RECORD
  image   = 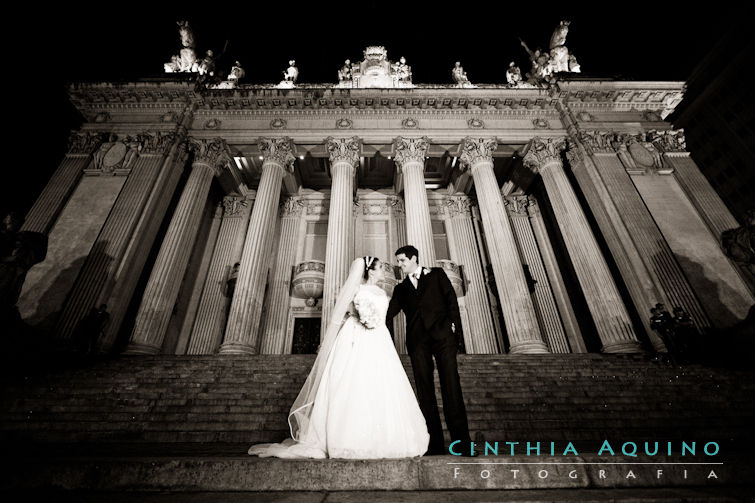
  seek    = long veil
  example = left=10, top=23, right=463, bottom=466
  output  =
left=248, top=257, right=366, bottom=458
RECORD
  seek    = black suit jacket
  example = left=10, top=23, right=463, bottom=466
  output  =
left=386, top=267, right=463, bottom=350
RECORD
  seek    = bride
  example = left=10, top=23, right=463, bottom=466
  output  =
left=248, top=256, right=430, bottom=459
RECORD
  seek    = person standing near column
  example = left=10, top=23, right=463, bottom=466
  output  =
left=386, top=244, right=477, bottom=457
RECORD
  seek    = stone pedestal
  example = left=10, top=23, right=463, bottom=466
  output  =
left=444, top=195, right=497, bottom=354
left=187, top=194, right=254, bottom=354
left=393, top=137, right=436, bottom=265
left=524, top=137, right=641, bottom=353
left=459, top=137, right=547, bottom=354
left=320, top=137, right=360, bottom=334
left=220, top=138, right=296, bottom=354
left=125, top=138, right=230, bottom=354
left=259, top=196, right=303, bottom=354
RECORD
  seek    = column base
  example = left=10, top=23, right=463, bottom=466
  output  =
left=123, top=342, right=160, bottom=355
left=509, top=340, right=550, bottom=354
left=601, top=339, right=644, bottom=353
left=217, top=341, right=257, bottom=355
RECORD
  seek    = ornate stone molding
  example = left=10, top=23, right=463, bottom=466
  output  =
left=522, top=137, right=566, bottom=173
left=336, top=118, right=353, bottom=129
left=392, top=136, right=429, bottom=170
left=390, top=196, right=405, bottom=215
left=136, top=131, right=178, bottom=155
left=402, top=118, right=419, bottom=129
left=222, top=196, right=251, bottom=218
left=204, top=118, right=221, bottom=129
left=188, top=137, right=232, bottom=173
left=565, top=140, right=583, bottom=167
left=85, top=134, right=139, bottom=176
left=280, top=196, right=304, bottom=218
left=458, top=137, right=497, bottom=169
left=325, top=136, right=361, bottom=167
left=258, top=137, right=297, bottom=172
left=445, top=195, right=472, bottom=218
left=648, top=129, right=686, bottom=153
left=361, top=201, right=390, bottom=215
left=67, top=131, right=106, bottom=155
left=503, top=195, right=533, bottom=217
left=467, top=118, right=485, bottom=129
left=270, top=118, right=287, bottom=129
left=579, top=130, right=617, bottom=155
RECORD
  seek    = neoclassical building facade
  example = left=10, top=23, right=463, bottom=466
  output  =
left=16, top=76, right=754, bottom=357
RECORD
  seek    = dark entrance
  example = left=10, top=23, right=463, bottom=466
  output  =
left=291, top=317, right=321, bottom=354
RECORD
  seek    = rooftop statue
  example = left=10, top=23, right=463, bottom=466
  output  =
left=338, top=59, right=352, bottom=83
left=164, top=20, right=198, bottom=73
left=519, top=20, right=580, bottom=88
left=229, top=61, right=245, bottom=81
left=452, top=61, right=476, bottom=88
left=506, top=61, right=522, bottom=86
left=336, top=47, right=414, bottom=88
left=278, top=60, right=299, bottom=88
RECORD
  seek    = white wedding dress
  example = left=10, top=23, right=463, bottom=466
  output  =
left=248, top=283, right=430, bottom=459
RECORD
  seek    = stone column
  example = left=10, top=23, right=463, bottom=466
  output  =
left=54, top=132, right=176, bottom=343
left=187, top=193, right=255, bottom=354
left=586, top=130, right=710, bottom=334
left=504, top=195, right=571, bottom=353
left=393, top=137, right=436, bottom=265
left=259, top=196, right=304, bottom=354
left=527, top=197, right=587, bottom=353
left=458, top=137, right=547, bottom=354
left=220, top=138, right=296, bottom=354
left=125, top=137, right=230, bottom=354
left=21, top=131, right=105, bottom=234
left=98, top=123, right=191, bottom=352
left=320, top=137, right=360, bottom=333
left=390, top=196, right=408, bottom=354
left=444, top=195, right=497, bottom=354
left=523, top=137, right=641, bottom=353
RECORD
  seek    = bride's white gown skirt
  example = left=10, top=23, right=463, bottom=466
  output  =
left=248, top=316, right=430, bottom=459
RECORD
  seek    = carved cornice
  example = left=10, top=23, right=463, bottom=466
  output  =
left=522, top=137, right=566, bottom=173
left=67, top=131, right=106, bottom=155
left=503, top=195, right=533, bottom=217
left=392, top=136, right=429, bottom=170
left=445, top=195, right=472, bottom=218
left=648, top=129, right=687, bottom=153
left=258, top=137, right=297, bottom=172
left=458, top=137, right=497, bottom=169
left=188, top=137, right=232, bottom=173
left=280, top=196, right=304, bottom=218
left=325, top=136, right=361, bottom=167
left=222, top=196, right=251, bottom=218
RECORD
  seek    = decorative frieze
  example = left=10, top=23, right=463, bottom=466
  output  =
left=280, top=196, right=304, bottom=218
left=222, top=196, right=251, bottom=218
left=503, top=195, right=533, bottom=217
left=648, top=128, right=686, bottom=153
left=67, top=131, right=106, bottom=155
left=444, top=195, right=473, bottom=218
left=85, top=134, right=140, bottom=176
left=137, top=131, right=179, bottom=155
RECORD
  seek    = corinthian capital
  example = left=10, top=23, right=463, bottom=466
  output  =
left=458, top=137, right=497, bottom=170
left=258, top=137, right=297, bottom=172
left=325, top=136, right=362, bottom=167
left=188, top=137, right=232, bottom=174
left=522, top=137, right=566, bottom=173
left=392, top=136, right=429, bottom=171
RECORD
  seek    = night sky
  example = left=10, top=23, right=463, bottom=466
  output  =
left=5, top=2, right=743, bottom=220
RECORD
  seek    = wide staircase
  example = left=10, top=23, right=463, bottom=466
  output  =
left=1, top=352, right=754, bottom=501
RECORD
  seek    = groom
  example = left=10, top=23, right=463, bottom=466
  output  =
left=386, top=245, right=476, bottom=457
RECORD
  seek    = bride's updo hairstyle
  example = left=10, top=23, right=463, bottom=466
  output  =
left=363, top=255, right=380, bottom=280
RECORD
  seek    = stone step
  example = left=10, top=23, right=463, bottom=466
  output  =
left=2, top=451, right=746, bottom=492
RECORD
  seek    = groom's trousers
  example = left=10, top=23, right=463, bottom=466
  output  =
left=408, top=330, right=472, bottom=452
